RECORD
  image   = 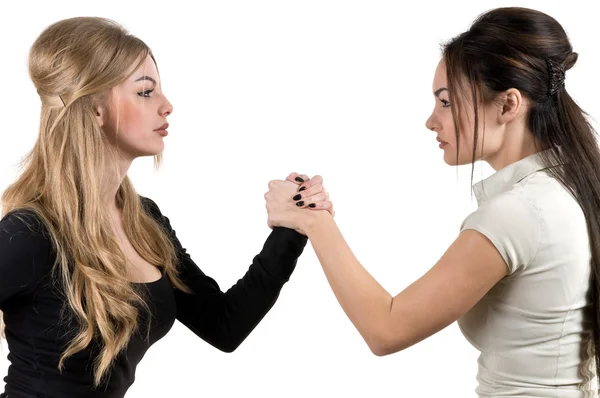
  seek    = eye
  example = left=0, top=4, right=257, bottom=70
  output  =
left=439, top=99, right=451, bottom=108
left=137, top=89, right=154, bottom=98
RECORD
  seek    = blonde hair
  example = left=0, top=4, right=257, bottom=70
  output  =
left=1, top=17, right=188, bottom=386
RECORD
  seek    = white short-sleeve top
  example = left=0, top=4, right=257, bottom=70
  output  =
left=458, top=151, right=596, bottom=397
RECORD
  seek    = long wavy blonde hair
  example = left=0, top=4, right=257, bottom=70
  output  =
left=0, top=17, right=188, bottom=386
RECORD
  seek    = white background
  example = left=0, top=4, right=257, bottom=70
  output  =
left=0, top=1, right=597, bottom=397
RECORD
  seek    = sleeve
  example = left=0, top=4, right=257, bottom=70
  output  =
left=0, top=211, right=52, bottom=310
left=460, top=191, right=540, bottom=275
left=141, top=196, right=308, bottom=352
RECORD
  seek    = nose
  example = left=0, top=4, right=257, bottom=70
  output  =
left=425, top=112, right=438, bottom=132
left=160, top=94, right=173, bottom=117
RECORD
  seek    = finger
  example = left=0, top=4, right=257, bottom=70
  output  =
left=286, top=172, right=300, bottom=183
left=268, top=180, right=281, bottom=190
left=293, top=197, right=310, bottom=209
left=294, top=174, right=310, bottom=185
left=304, top=192, right=327, bottom=204
left=307, top=200, right=334, bottom=214
left=297, top=174, right=323, bottom=191
left=291, top=184, right=323, bottom=201
left=297, top=191, right=326, bottom=206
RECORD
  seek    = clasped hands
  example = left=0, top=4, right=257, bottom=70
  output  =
left=264, top=172, right=334, bottom=236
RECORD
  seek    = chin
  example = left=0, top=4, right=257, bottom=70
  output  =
left=130, top=147, right=164, bottom=159
left=442, top=149, right=474, bottom=166
left=146, top=149, right=164, bottom=157
left=142, top=143, right=165, bottom=157
left=442, top=149, right=458, bottom=166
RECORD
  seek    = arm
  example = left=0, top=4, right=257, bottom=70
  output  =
left=142, top=197, right=308, bottom=353
left=300, top=210, right=510, bottom=356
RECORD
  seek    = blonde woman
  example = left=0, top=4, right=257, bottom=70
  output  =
left=0, top=17, right=332, bottom=398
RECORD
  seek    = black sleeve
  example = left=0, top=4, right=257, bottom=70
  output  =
left=141, top=196, right=308, bottom=352
left=0, top=211, right=52, bottom=310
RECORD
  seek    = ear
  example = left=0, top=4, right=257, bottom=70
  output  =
left=95, top=103, right=106, bottom=128
left=94, top=91, right=112, bottom=128
left=497, top=88, right=522, bottom=125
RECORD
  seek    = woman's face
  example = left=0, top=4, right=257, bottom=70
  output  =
left=425, top=59, right=502, bottom=166
left=99, top=55, right=173, bottom=162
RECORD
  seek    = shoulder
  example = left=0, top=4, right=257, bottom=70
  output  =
left=461, top=190, right=539, bottom=274
left=0, top=209, right=52, bottom=250
left=0, top=210, right=54, bottom=286
left=464, top=189, right=539, bottom=227
left=139, top=195, right=160, bottom=214
left=139, top=195, right=170, bottom=227
left=139, top=195, right=166, bottom=219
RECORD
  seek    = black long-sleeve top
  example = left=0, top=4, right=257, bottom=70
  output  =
left=0, top=196, right=307, bottom=397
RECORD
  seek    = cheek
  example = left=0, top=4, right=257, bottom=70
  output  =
left=439, top=111, right=458, bottom=145
left=115, top=99, right=138, bottom=134
left=456, top=110, right=478, bottom=147
left=113, top=99, right=154, bottom=144
left=110, top=100, right=149, bottom=149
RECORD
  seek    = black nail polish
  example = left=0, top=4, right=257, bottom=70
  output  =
left=296, top=201, right=305, bottom=207
left=293, top=194, right=302, bottom=201
left=309, top=203, right=316, bottom=208
left=295, top=177, right=305, bottom=183
left=298, top=186, right=307, bottom=192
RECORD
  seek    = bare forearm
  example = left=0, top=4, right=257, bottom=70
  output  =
left=302, top=211, right=393, bottom=353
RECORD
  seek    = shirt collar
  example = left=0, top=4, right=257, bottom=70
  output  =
left=473, top=150, right=561, bottom=205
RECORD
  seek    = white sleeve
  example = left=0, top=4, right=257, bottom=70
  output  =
left=460, top=191, right=540, bottom=275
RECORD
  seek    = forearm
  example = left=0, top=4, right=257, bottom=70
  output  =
left=302, top=211, right=393, bottom=354
left=178, top=263, right=286, bottom=353
left=216, top=227, right=307, bottom=348
left=175, top=227, right=308, bottom=352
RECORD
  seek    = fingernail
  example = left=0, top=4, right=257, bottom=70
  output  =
left=308, top=203, right=316, bottom=208
left=296, top=201, right=305, bottom=207
left=295, top=177, right=305, bottom=183
left=293, top=194, right=302, bottom=201
left=298, top=186, right=307, bottom=192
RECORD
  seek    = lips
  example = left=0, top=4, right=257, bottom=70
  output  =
left=154, top=123, right=169, bottom=131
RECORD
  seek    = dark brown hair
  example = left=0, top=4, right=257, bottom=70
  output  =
left=444, top=6, right=600, bottom=383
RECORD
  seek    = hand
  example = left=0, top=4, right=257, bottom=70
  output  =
left=284, top=173, right=334, bottom=217
left=264, top=173, right=334, bottom=235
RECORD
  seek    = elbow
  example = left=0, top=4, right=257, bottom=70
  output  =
left=370, top=346, right=390, bottom=357
left=368, top=341, right=393, bottom=357
left=214, top=334, right=247, bottom=353
left=219, top=345, right=237, bottom=354
left=366, top=331, right=404, bottom=357
left=217, top=341, right=241, bottom=353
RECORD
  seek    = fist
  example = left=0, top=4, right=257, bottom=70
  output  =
left=264, top=173, right=334, bottom=235
left=264, top=179, right=305, bottom=234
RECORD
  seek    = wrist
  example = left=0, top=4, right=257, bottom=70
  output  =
left=298, top=209, right=330, bottom=236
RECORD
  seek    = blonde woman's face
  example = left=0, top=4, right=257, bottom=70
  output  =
left=100, top=55, right=173, bottom=161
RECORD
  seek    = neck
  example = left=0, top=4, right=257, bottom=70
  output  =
left=484, top=124, right=540, bottom=171
left=103, top=154, right=133, bottom=213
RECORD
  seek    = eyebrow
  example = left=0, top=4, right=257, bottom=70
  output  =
left=134, top=76, right=157, bottom=85
left=434, top=87, right=448, bottom=97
